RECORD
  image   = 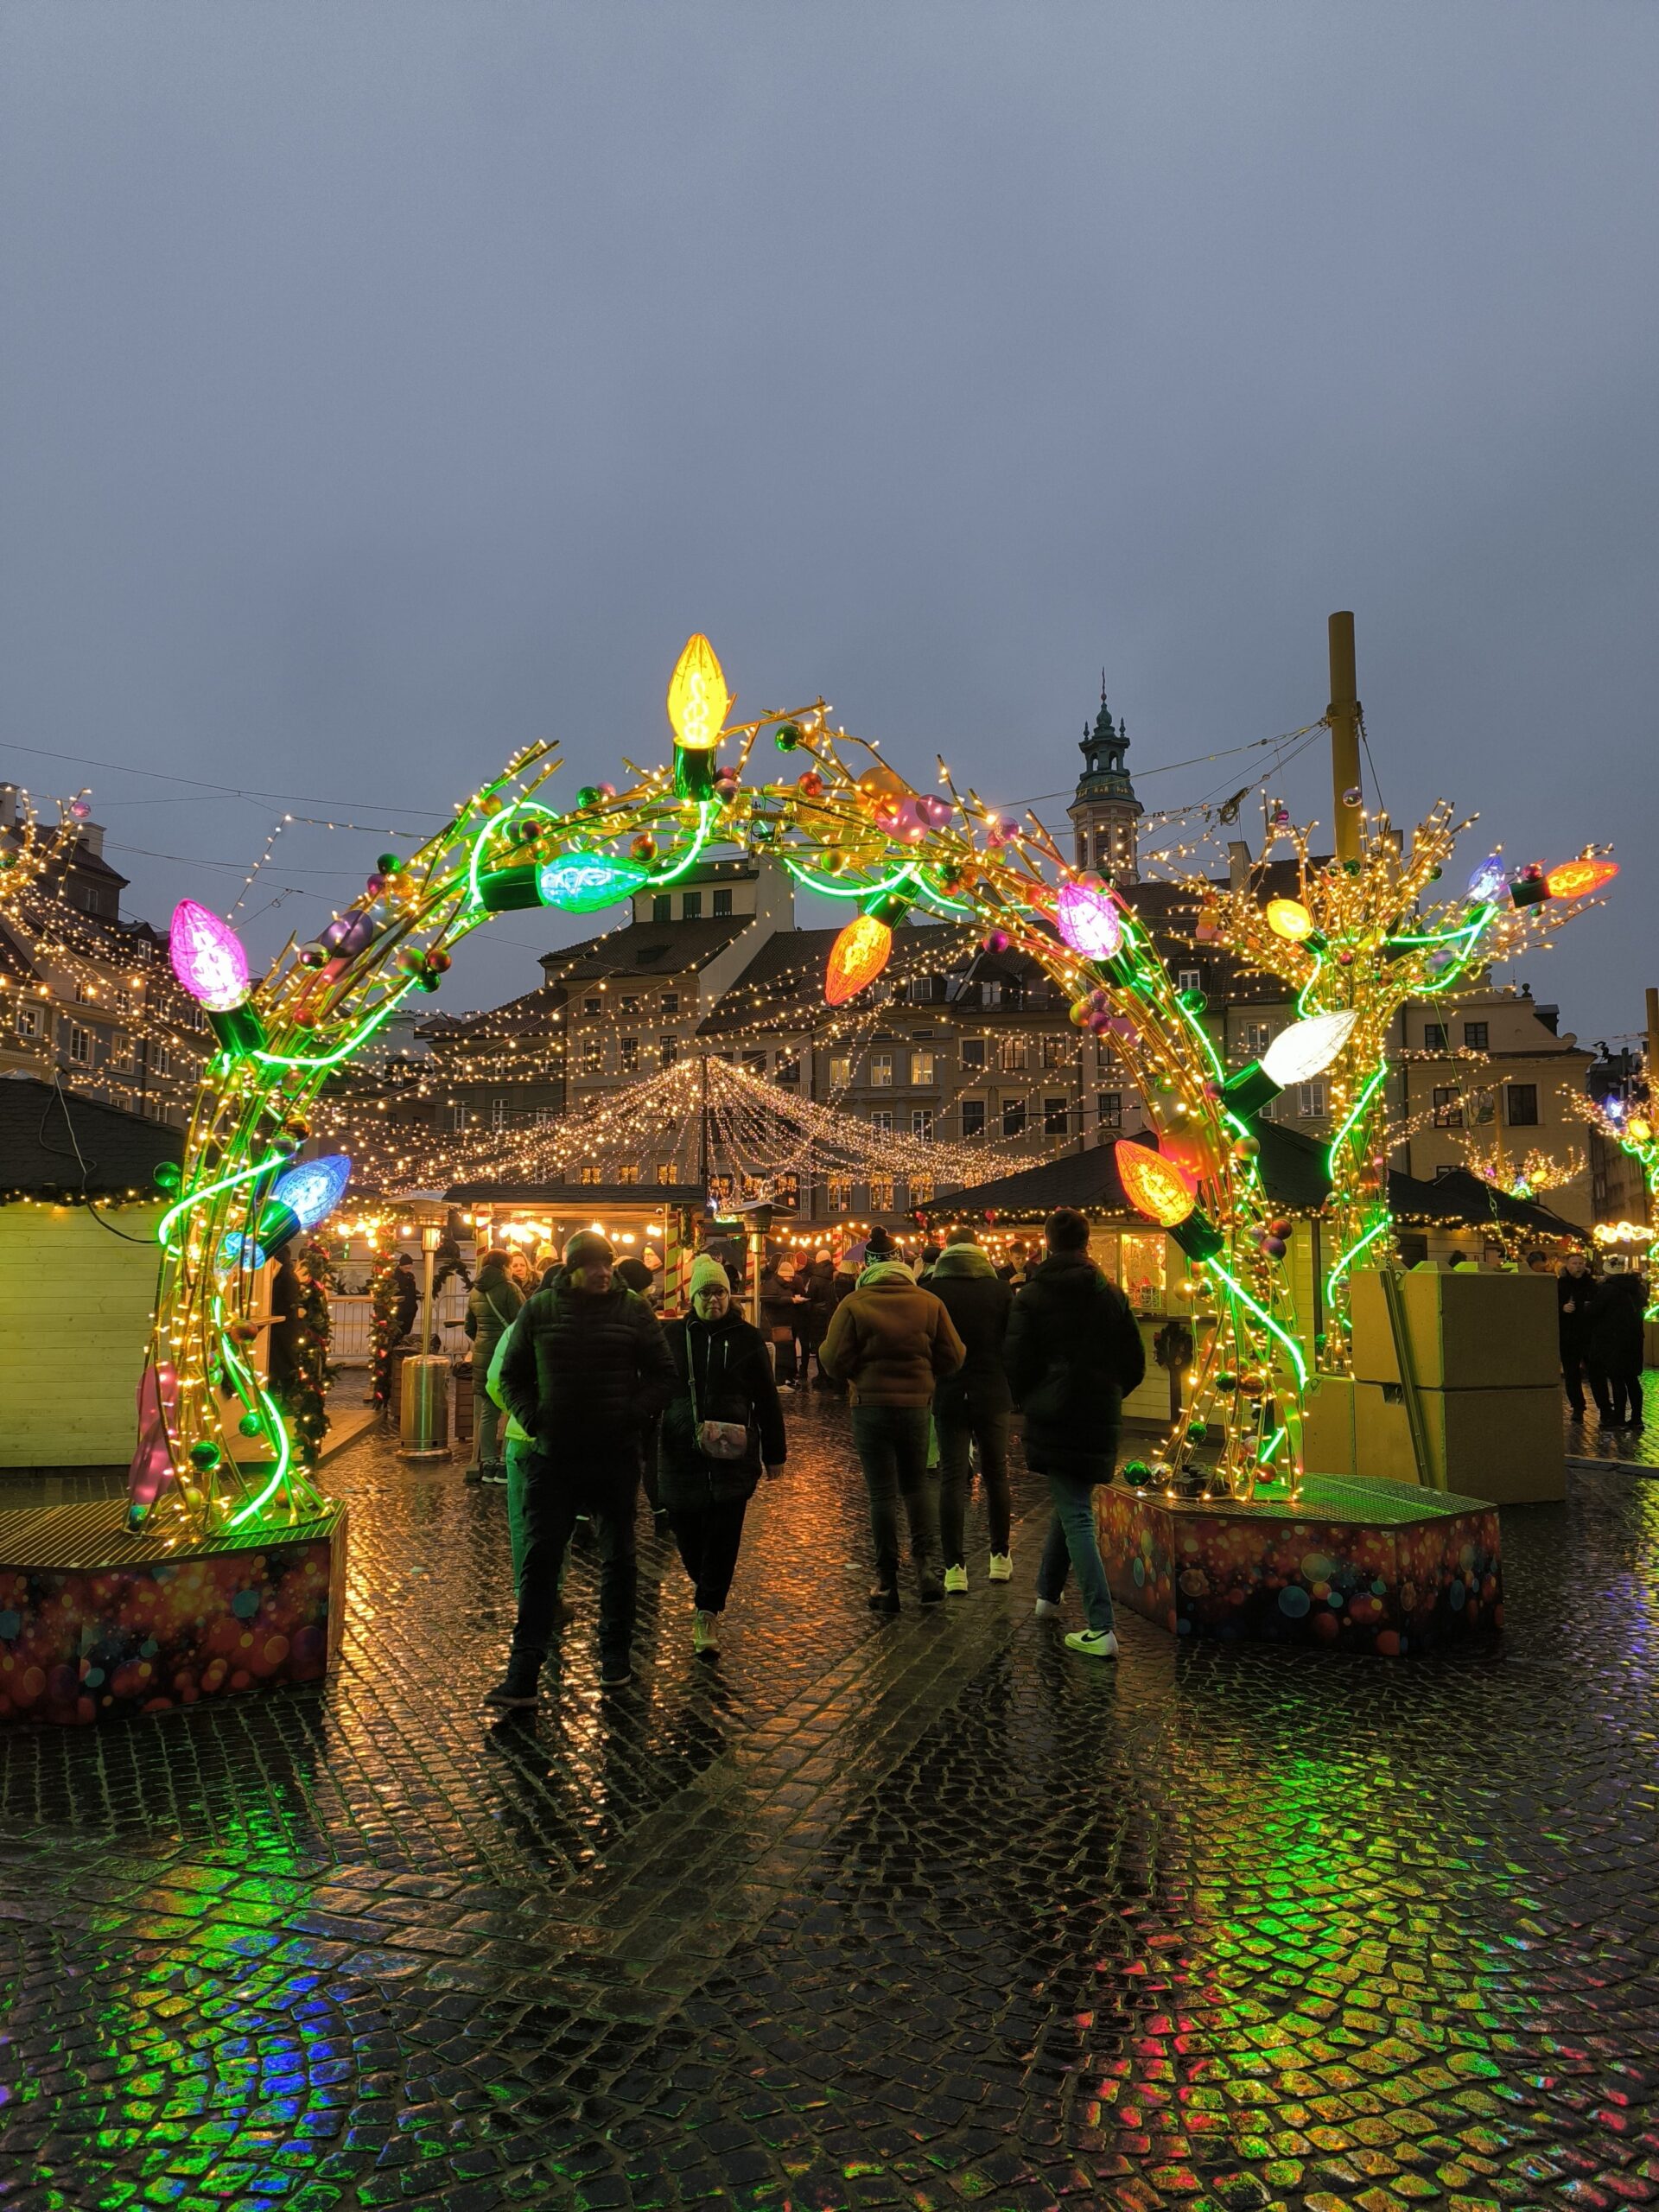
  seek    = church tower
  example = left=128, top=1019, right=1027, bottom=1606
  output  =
left=1068, top=676, right=1143, bottom=882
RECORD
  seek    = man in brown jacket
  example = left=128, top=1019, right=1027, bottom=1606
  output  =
left=821, top=1256, right=965, bottom=1611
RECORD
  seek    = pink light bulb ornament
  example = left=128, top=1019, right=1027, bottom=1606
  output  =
left=1056, top=880, right=1125, bottom=963
left=168, top=900, right=266, bottom=1055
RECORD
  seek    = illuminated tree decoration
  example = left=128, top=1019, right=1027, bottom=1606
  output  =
left=169, top=899, right=267, bottom=1054
left=1544, top=857, right=1618, bottom=900
left=667, top=632, right=731, bottom=796
left=537, top=854, right=652, bottom=912
left=1055, top=880, right=1124, bottom=961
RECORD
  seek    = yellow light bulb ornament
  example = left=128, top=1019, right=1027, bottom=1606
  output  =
left=667, top=633, right=730, bottom=796
left=1265, top=897, right=1320, bottom=946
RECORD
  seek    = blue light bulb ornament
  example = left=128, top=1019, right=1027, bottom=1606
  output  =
left=257, top=1153, right=351, bottom=1251
left=214, top=1230, right=269, bottom=1276
left=1466, top=854, right=1506, bottom=904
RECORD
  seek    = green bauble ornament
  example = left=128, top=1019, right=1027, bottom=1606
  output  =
left=1122, top=1460, right=1152, bottom=1485
left=238, top=1412, right=263, bottom=1437
left=189, top=1439, right=222, bottom=1470
left=773, top=721, right=804, bottom=751
left=154, top=1160, right=182, bottom=1193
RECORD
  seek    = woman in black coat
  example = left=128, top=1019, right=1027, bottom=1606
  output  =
left=1587, top=1264, right=1648, bottom=1430
left=658, top=1257, right=787, bottom=1654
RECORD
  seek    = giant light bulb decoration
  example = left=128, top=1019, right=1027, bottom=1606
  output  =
left=258, top=1154, right=353, bottom=1251
left=169, top=900, right=266, bottom=1055
left=1115, top=1141, right=1224, bottom=1261
left=1220, top=1009, right=1360, bottom=1117
left=667, top=632, right=732, bottom=797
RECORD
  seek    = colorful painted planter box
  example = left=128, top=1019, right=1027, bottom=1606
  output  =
left=0, top=1497, right=346, bottom=1725
left=1097, top=1473, right=1501, bottom=1655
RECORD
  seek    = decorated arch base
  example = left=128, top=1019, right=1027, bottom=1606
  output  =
left=0, top=632, right=1611, bottom=1714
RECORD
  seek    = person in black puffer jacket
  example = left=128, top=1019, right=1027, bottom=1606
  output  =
left=1586, top=1261, right=1647, bottom=1430
left=927, top=1230, right=1014, bottom=1590
left=658, top=1256, right=787, bottom=1655
left=1005, top=1208, right=1147, bottom=1662
left=486, top=1230, right=676, bottom=1704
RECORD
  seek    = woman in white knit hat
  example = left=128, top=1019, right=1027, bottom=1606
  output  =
left=657, top=1254, right=787, bottom=1654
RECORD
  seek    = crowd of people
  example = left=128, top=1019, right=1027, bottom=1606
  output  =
left=468, top=1207, right=1146, bottom=1704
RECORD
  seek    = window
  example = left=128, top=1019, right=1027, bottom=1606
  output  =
left=961, top=1099, right=987, bottom=1138
left=682, top=892, right=702, bottom=920
left=1433, top=1085, right=1463, bottom=1128
left=1506, top=1083, right=1540, bottom=1128
left=1097, top=1090, right=1122, bottom=1129
left=829, top=1176, right=852, bottom=1214
left=870, top=1109, right=893, bottom=1137
left=982, top=982, right=1002, bottom=1008
left=1044, top=1097, right=1070, bottom=1136
left=1472, top=1090, right=1494, bottom=1125
left=151, top=1044, right=170, bottom=1077
left=1176, top=969, right=1202, bottom=995
left=111, top=1033, right=135, bottom=1071
left=911, top=1109, right=934, bottom=1141
left=652, top=894, right=671, bottom=924
left=870, top=1053, right=893, bottom=1088
left=910, top=1050, right=936, bottom=1086
left=960, top=1039, right=986, bottom=1071
left=16, top=1001, right=41, bottom=1039
left=658, top=1162, right=677, bottom=1184
left=660, top=1034, right=679, bottom=1067
left=584, top=995, right=601, bottom=1016
left=68, top=1024, right=91, bottom=1066
left=869, top=1179, right=894, bottom=1213
left=661, top=993, right=679, bottom=1015
left=1297, top=1081, right=1326, bottom=1119
left=712, top=887, right=733, bottom=917
left=617, top=1164, right=640, bottom=1185
left=776, top=1054, right=799, bottom=1084
left=1042, top=1034, right=1069, bottom=1070
left=580, top=1034, right=602, bottom=1074
left=1002, top=1100, right=1027, bottom=1137
left=742, top=1050, right=767, bottom=1077
left=1423, top=1021, right=1447, bottom=1051
left=1001, top=1039, right=1028, bottom=1073
left=1241, top=1023, right=1274, bottom=1058
left=619, top=1037, right=639, bottom=1073
left=617, top=995, right=639, bottom=1016
left=451, top=1104, right=471, bottom=1132
left=909, top=1177, right=934, bottom=1208
left=1464, top=1022, right=1489, bottom=1051
left=490, top=1097, right=509, bottom=1129
left=829, top=1053, right=852, bottom=1090
left=579, top=1164, right=601, bottom=1185
left=535, top=1106, right=555, bottom=1126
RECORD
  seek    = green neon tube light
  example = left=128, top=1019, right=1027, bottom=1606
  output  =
left=645, top=801, right=713, bottom=887
left=1325, top=1216, right=1389, bottom=1306
left=253, top=990, right=410, bottom=1071
left=780, top=856, right=917, bottom=901
left=1326, top=1060, right=1388, bottom=1168
left=226, top=1386, right=294, bottom=1527
left=1205, top=1259, right=1308, bottom=1389
left=158, top=1149, right=289, bottom=1254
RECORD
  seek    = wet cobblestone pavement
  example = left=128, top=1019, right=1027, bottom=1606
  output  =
left=4, top=1390, right=1659, bottom=2212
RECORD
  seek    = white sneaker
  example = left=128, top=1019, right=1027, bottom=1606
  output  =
left=1065, top=1628, right=1119, bottom=1659
left=692, top=1609, right=721, bottom=1655
left=1033, top=1597, right=1062, bottom=1619
left=943, top=1563, right=969, bottom=1595
left=988, top=1553, right=1013, bottom=1582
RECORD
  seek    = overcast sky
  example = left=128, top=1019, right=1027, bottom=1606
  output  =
left=3, top=3, right=1655, bottom=1043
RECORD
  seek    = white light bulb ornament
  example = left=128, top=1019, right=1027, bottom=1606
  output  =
left=1220, top=1009, right=1360, bottom=1117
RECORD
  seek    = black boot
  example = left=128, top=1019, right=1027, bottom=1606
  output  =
left=868, top=1584, right=900, bottom=1616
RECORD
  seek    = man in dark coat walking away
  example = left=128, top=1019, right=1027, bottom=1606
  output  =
left=1586, top=1258, right=1647, bottom=1431
left=927, top=1229, right=1014, bottom=1591
left=1005, top=1208, right=1146, bottom=1659
left=658, top=1255, right=787, bottom=1655
left=486, top=1230, right=676, bottom=1701
left=1557, top=1250, right=1594, bottom=1422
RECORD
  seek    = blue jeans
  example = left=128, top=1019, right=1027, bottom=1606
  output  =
left=1033, top=1470, right=1116, bottom=1633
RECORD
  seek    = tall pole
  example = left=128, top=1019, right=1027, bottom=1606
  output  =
left=1646, top=987, right=1659, bottom=1101
left=698, top=1054, right=710, bottom=1196
left=1328, top=611, right=1362, bottom=864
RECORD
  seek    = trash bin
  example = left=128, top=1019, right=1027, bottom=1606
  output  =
left=399, top=1353, right=450, bottom=1458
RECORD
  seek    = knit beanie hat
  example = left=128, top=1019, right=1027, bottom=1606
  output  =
left=690, top=1254, right=730, bottom=1298
left=865, top=1225, right=895, bottom=1258
left=563, top=1230, right=614, bottom=1269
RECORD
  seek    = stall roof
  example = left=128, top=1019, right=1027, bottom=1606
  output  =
left=1387, top=1166, right=1583, bottom=1239
left=922, top=1122, right=1332, bottom=1223
left=0, top=1077, right=181, bottom=1203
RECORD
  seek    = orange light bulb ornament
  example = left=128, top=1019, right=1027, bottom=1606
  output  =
left=1543, top=858, right=1618, bottom=900
left=1115, top=1140, right=1224, bottom=1260
left=825, top=890, right=910, bottom=1006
